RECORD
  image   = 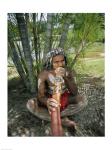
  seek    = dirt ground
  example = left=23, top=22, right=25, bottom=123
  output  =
left=8, top=76, right=105, bottom=137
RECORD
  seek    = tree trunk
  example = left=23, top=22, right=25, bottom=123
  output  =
left=16, top=42, right=28, bottom=74
left=32, top=13, right=38, bottom=72
left=45, top=13, right=53, bottom=54
left=32, top=13, right=43, bottom=76
left=16, top=13, right=36, bottom=93
left=8, top=29, right=28, bottom=88
left=59, top=16, right=71, bottom=48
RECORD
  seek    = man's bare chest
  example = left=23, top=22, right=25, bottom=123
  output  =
left=46, top=73, right=67, bottom=94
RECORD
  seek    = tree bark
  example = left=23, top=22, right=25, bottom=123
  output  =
left=16, top=42, right=28, bottom=74
left=59, top=15, right=71, bottom=48
left=8, top=29, right=28, bottom=88
left=45, top=13, right=53, bottom=54
left=16, top=13, right=36, bottom=93
left=33, top=13, right=38, bottom=63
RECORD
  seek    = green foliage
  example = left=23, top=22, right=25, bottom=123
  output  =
left=74, top=58, right=104, bottom=77
left=84, top=42, right=104, bottom=58
left=8, top=13, right=104, bottom=90
left=66, top=13, right=104, bottom=49
left=71, top=42, right=104, bottom=78
left=33, top=60, right=43, bottom=75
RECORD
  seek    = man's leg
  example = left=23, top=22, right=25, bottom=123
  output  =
left=60, top=94, right=88, bottom=128
left=26, top=98, right=51, bottom=121
left=61, top=94, right=87, bottom=117
left=26, top=94, right=87, bottom=129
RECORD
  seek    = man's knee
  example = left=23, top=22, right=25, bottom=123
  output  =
left=26, top=98, right=38, bottom=110
left=74, top=94, right=88, bottom=107
left=77, top=94, right=88, bottom=107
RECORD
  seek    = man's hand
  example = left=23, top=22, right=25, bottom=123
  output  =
left=55, top=67, right=66, bottom=77
left=47, top=98, right=60, bottom=114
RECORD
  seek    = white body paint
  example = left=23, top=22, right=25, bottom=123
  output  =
left=48, top=73, right=55, bottom=84
left=38, top=78, right=42, bottom=89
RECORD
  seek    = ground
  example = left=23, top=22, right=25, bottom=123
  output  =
left=8, top=76, right=104, bottom=137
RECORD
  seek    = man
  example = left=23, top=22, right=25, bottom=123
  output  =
left=27, top=48, right=87, bottom=133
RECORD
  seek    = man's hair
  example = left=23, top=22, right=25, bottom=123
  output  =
left=44, top=48, right=67, bottom=70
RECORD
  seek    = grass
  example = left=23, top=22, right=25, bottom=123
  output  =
left=74, top=58, right=104, bottom=77
left=83, top=42, right=104, bottom=58
left=68, top=42, right=104, bottom=78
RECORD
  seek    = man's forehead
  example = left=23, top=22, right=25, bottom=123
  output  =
left=53, top=55, right=64, bottom=61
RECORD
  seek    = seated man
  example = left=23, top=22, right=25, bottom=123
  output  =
left=27, top=48, right=87, bottom=131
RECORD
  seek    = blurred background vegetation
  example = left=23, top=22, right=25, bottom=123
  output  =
left=8, top=13, right=104, bottom=93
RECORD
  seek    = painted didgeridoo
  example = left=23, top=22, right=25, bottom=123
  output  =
left=51, top=76, right=64, bottom=136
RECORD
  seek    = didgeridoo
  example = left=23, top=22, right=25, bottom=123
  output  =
left=51, top=93, right=63, bottom=136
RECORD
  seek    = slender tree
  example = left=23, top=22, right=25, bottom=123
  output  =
left=16, top=13, right=36, bottom=93
left=8, top=29, right=28, bottom=88
left=59, top=14, right=71, bottom=48
left=32, top=13, right=38, bottom=72
left=45, top=13, right=53, bottom=53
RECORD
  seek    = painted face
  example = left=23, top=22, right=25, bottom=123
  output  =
left=52, top=55, right=65, bottom=70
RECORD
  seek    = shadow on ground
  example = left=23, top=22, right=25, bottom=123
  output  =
left=8, top=76, right=105, bottom=137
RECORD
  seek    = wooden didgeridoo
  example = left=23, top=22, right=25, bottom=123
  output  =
left=51, top=77, right=63, bottom=136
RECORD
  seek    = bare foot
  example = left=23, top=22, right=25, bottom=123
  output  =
left=26, top=99, right=38, bottom=113
left=62, top=117, right=77, bottom=128
left=61, top=117, right=78, bottom=136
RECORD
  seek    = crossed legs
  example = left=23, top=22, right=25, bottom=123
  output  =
left=26, top=94, right=87, bottom=127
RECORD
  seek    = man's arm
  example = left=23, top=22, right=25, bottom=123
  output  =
left=64, top=69, right=78, bottom=96
left=37, top=71, right=48, bottom=107
left=37, top=71, right=60, bottom=112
